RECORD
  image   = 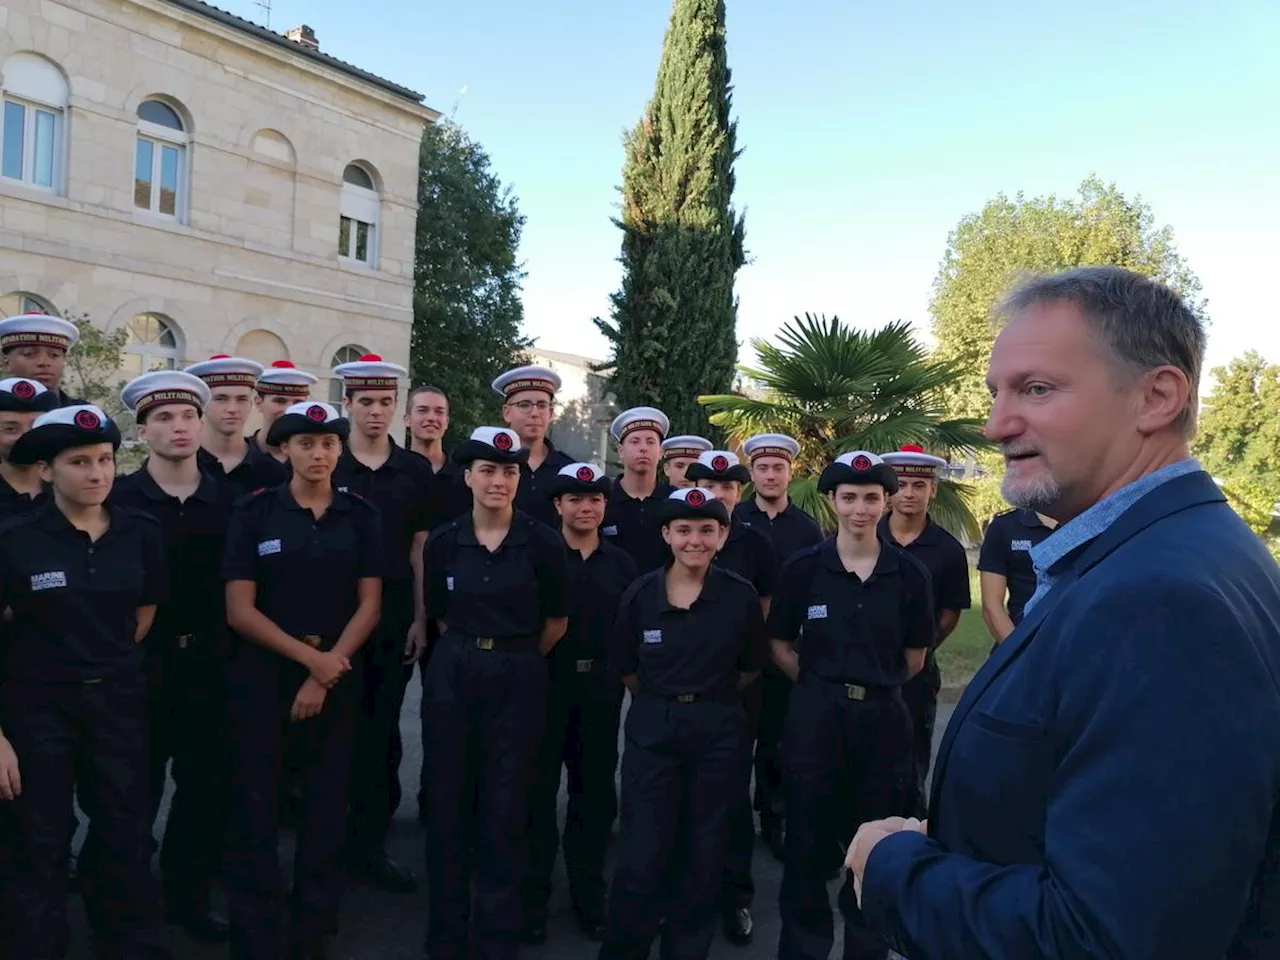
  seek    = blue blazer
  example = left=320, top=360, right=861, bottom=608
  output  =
left=862, top=471, right=1280, bottom=959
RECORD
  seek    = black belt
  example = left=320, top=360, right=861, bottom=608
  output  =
left=466, top=635, right=536, bottom=654
left=558, top=657, right=608, bottom=674
left=647, top=691, right=735, bottom=705
left=823, top=679, right=899, bottom=701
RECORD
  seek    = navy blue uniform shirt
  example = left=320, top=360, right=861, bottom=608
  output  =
left=733, top=498, right=824, bottom=567
left=877, top=515, right=971, bottom=625
left=197, top=443, right=288, bottom=495
left=333, top=442, right=434, bottom=583
left=602, top=478, right=672, bottom=574
left=715, top=517, right=779, bottom=599
left=110, top=464, right=239, bottom=642
left=977, top=509, right=1055, bottom=624
left=0, top=472, right=46, bottom=524
left=555, top=538, right=638, bottom=668
left=221, top=485, right=383, bottom=643
left=0, top=501, right=167, bottom=682
left=424, top=510, right=569, bottom=646
left=768, top=538, right=934, bottom=688
left=610, top=565, right=767, bottom=701
left=428, top=441, right=573, bottom=532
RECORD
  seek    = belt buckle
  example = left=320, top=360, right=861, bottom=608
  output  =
left=301, top=634, right=323, bottom=649
left=476, top=637, right=495, bottom=651
left=575, top=659, right=594, bottom=673
left=175, top=634, right=194, bottom=650
left=676, top=693, right=696, bottom=704
left=845, top=684, right=867, bottom=701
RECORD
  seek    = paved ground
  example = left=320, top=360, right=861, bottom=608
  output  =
left=68, top=681, right=956, bottom=959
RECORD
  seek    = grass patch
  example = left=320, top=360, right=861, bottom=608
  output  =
left=935, top=570, right=993, bottom=688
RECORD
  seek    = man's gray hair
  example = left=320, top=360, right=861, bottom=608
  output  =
left=997, top=266, right=1206, bottom=437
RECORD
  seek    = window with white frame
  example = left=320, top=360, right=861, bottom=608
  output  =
left=339, top=163, right=379, bottom=266
left=0, top=53, right=68, bottom=191
left=0, top=292, right=58, bottom=317
left=329, top=344, right=366, bottom=403
left=134, top=99, right=188, bottom=219
left=119, top=313, right=182, bottom=379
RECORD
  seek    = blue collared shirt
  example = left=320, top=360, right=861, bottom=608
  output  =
left=1023, top=458, right=1203, bottom=615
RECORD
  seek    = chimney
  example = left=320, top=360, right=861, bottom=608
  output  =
left=284, top=25, right=319, bottom=51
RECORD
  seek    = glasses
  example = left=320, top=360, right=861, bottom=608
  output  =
left=509, top=400, right=553, bottom=413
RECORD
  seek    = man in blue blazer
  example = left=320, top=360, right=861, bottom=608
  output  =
left=848, top=266, right=1280, bottom=959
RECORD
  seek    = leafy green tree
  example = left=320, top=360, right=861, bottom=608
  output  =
left=1194, top=350, right=1280, bottom=537
left=931, top=175, right=1206, bottom=421
left=699, top=314, right=988, bottom=539
left=60, top=314, right=145, bottom=472
left=410, top=120, right=530, bottom=442
left=594, top=0, right=745, bottom=437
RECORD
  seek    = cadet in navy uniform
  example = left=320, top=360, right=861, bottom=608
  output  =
left=0, top=313, right=88, bottom=407
left=686, top=448, right=778, bottom=946
left=661, top=435, right=712, bottom=489
left=494, top=365, right=574, bottom=527
left=113, top=371, right=241, bottom=942
left=734, top=434, right=823, bottom=859
left=877, top=445, right=970, bottom=819
left=330, top=354, right=430, bottom=894
left=602, top=407, right=672, bottom=573
left=770, top=452, right=932, bottom=960
left=0, top=377, right=57, bottom=520
left=421, top=427, right=569, bottom=960
left=600, top=487, right=766, bottom=960
left=221, top=401, right=383, bottom=960
left=523, top=463, right=637, bottom=945
left=977, top=507, right=1057, bottom=643
left=245, top=360, right=318, bottom=463
left=0, top=404, right=172, bottom=959
left=187, top=355, right=289, bottom=493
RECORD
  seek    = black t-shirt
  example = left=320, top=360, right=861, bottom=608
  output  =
left=424, top=511, right=569, bottom=648
left=0, top=502, right=167, bottom=682
left=221, top=485, right=383, bottom=643
left=768, top=538, right=934, bottom=687
left=0, top=472, right=47, bottom=525
left=610, top=565, right=767, bottom=701
left=556, top=539, right=638, bottom=666
left=732, top=498, right=825, bottom=567
left=978, top=509, right=1056, bottom=624
left=197, top=443, right=288, bottom=495
left=333, top=443, right=434, bottom=583
left=602, top=477, right=672, bottom=574
left=877, top=515, right=971, bottom=622
left=110, top=464, right=239, bottom=642
left=716, top=517, right=779, bottom=599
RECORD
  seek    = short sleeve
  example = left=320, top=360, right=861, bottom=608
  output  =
left=753, top=532, right=779, bottom=599
left=410, top=467, right=435, bottom=534
left=424, top=529, right=452, bottom=621
left=138, top=519, right=169, bottom=607
left=939, top=546, right=972, bottom=611
left=534, top=528, right=569, bottom=620
left=608, top=588, right=642, bottom=678
left=354, top=503, right=385, bottom=580
left=221, top=502, right=258, bottom=582
left=902, top=559, right=936, bottom=650
left=765, top=553, right=810, bottom=642
left=738, top=591, right=768, bottom=672
left=977, top=517, right=1009, bottom=576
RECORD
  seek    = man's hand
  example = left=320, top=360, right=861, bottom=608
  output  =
left=291, top=677, right=328, bottom=722
left=0, top=735, right=22, bottom=800
left=846, top=816, right=926, bottom=879
left=307, top=650, right=351, bottom=688
left=404, top=620, right=427, bottom=665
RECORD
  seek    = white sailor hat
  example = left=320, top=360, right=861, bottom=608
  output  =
left=185, top=354, right=264, bottom=389
left=743, top=433, right=800, bottom=463
left=9, top=404, right=121, bottom=465
left=661, top=435, right=712, bottom=460
left=685, top=449, right=751, bottom=484
left=0, top=377, right=58, bottom=413
left=0, top=313, right=79, bottom=354
left=818, top=450, right=899, bottom=495
left=610, top=406, right=669, bottom=443
left=453, top=426, right=528, bottom=466
left=255, top=360, right=318, bottom=398
left=266, top=401, right=349, bottom=446
left=880, top=444, right=948, bottom=480
left=120, top=370, right=211, bottom=421
left=657, top=486, right=730, bottom=526
left=492, top=364, right=561, bottom=399
left=548, top=461, right=611, bottom=498
left=332, top=353, right=407, bottom=392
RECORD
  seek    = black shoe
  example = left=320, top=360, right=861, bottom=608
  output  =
left=353, top=851, right=419, bottom=894
left=166, top=889, right=230, bottom=943
left=574, top=907, right=607, bottom=941
left=519, top=918, right=548, bottom=946
left=722, top=906, right=753, bottom=946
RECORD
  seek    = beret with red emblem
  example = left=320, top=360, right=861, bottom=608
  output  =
left=0, top=377, right=59, bottom=414
left=452, top=426, right=529, bottom=467
left=548, top=461, right=611, bottom=499
left=0, top=313, right=79, bottom=355
left=657, top=485, right=730, bottom=526
left=818, top=450, right=899, bottom=495
left=684, top=448, right=751, bottom=484
left=266, top=401, right=349, bottom=446
left=880, top=444, right=948, bottom=480
left=333, top=353, right=407, bottom=393
left=120, top=370, right=211, bottom=422
left=9, top=403, right=121, bottom=465
left=255, top=360, right=318, bottom=399
left=185, top=354, right=264, bottom=389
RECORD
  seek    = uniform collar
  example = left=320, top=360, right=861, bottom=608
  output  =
left=739, top=497, right=791, bottom=519
left=34, top=498, right=134, bottom=535
left=877, top=513, right=941, bottom=546
left=652, top=562, right=726, bottom=610
left=457, top=511, right=531, bottom=547
left=610, top=476, right=668, bottom=503
left=339, top=438, right=412, bottom=472
left=136, top=460, right=220, bottom=503
left=275, top=483, right=350, bottom=512
left=1015, top=508, right=1050, bottom=530
left=817, top=535, right=901, bottom=576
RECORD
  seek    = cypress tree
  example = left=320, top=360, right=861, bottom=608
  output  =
left=594, top=0, right=745, bottom=436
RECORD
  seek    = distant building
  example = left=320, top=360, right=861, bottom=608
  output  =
left=1, top=0, right=437, bottom=404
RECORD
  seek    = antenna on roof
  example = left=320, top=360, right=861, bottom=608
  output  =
left=251, top=0, right=271, bottom=28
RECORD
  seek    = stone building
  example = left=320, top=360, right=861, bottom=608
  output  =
left=0, top=0, right=437, bottom=405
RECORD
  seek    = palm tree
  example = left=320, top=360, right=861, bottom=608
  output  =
left=699, top=314, right=989, bottom=539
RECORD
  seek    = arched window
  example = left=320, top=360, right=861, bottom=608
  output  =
left=1, top=53, right=68, bottom=191
left=0, top=291, right=58, bottom=316
left=119, top=313, right=182, bottom=378
left=134, top=98, right=188, bottom=218
left=328, top=343, right=366, bottom=402
left=339, top=163, right=379, bottom=267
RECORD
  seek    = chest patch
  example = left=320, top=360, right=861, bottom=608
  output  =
left=30, top=571, right=67, bottom=592
left=446, top=576, right=455, bottom=591
left=257, top=539, right=282, bottom=556
left=602, top=525, right=619, bottom=537
left=1011, top=539, right=1032, bottom=552
left=642, top=629, right=662, bottom=644
left=807, top=604, right=828, bottom=620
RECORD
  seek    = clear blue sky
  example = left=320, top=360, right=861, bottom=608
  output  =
left=244, top=0, right=1278, bottom=383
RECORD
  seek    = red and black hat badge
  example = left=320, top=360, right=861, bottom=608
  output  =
left=12, top=380, right=35, bottom=400
left=657, top=485, right=730, bottom=526
left=493, top=431, right=514, bottom=452
left=548, top=461, right=611, bottom=500
left=818, top=450, right=899, bottom=495
left=305, top=404, right=328, bottom=422
left=74, top=408, right=102, bottom=430
left=686, top=488, right=707, bottom=506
